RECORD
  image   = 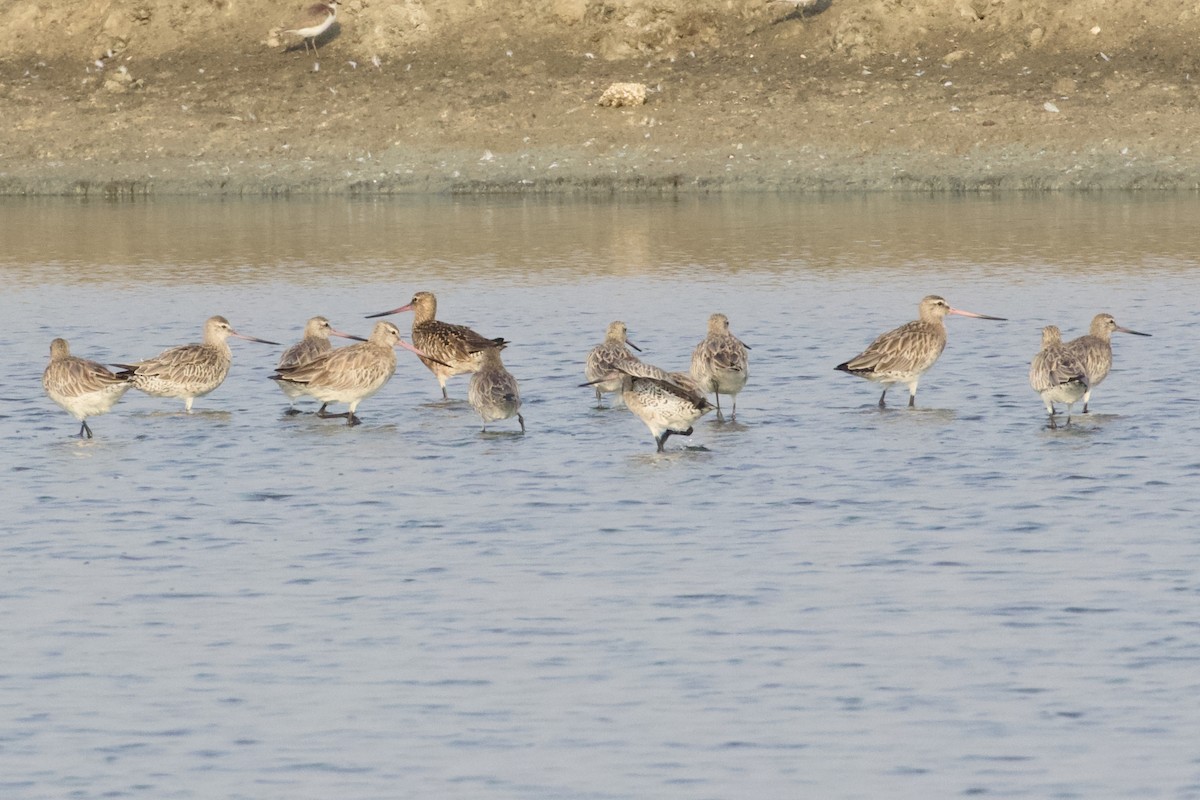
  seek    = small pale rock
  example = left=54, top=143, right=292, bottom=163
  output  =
left=598, top=82, right=647, bottom=108
left=1052, top=77, right=1077, bottom=94
left=1043, top=101, right=1060, bottom=113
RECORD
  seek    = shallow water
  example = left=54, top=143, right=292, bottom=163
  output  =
left=2, top=195, right=1199, bottom=799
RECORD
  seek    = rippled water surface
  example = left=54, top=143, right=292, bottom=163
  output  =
left=2, top=195, right=1199, bottom=799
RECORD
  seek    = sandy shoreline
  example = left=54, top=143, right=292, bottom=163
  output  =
left=5, top=145, right=1199, bottom=198
left=5, top=0, right=1200, bottom=196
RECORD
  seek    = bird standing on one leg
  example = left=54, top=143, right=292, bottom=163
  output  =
left=43, top=338, right=132, bottom=439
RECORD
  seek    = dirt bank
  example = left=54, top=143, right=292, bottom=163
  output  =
left=3, top=0, right=1200, bottom=195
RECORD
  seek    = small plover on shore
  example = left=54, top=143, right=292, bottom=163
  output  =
left=282, top=0, right=339, bottom=56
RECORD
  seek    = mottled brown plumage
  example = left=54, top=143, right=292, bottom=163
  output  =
left=1064, top=313, right=1151, bottom=413
left=690, top=313, right=750, bottom=421
left=273, top=316, right=366, bottom=414
left=584, top=321, right=642, bottom=407
left=468, top=345, right=524, bottom=433
left=271, top=321, right=426, bottom=426
left=366, top=291, right=507, bottom=399
left=115, top=316, right=278, bottom=412
left=835, top=295, right=1005, bottom=408
left=583, top=360, right=714, bottom=452
left=43, top=338, right=132, bottom=438
left=1029, top=325, right=1088, bottom=428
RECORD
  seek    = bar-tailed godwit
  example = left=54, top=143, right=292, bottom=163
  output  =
left=835, top=295, right=1005, bottom=408
left=115, top=316, right=278, bottom=412
left=273, top=316, right=366, bottom=415
left=365, top=291, right=507, bottom=399
left=1064, top=313, right=1150, bottom=413
left=690, top=312, right=750, bottom=422
left=584, top=321, right=642, bottom=408
left=42, top=338, right=133, bottom=439
left=1029, top=325, right=1088, bottom=428
left=583, top=361, right=715, bottom=452
left=468, top=344, right=524, bottom=433
left=270, top=320, right=429, bottom=426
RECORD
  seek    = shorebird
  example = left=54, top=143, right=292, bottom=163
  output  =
left=282, top=0, right=339, bottom=56
left=583, top=361, right=715, bottom=452
left=270, top=320, right=430, bottom=426
left=365, top=291, right=507, bottom=399
left=42, top=338, right=133, bottom=439
left=690, top=312, right=750, bottom=422
left=835, top=295, right=1006, bottom=408
left=1029, top=325, right=1088, bottom=429
left=584, top=321, right=643, bottom=408
left=115, top=316, right=279, bottom=412
left=468, top=344, right=524, bottom=433
left=1064, top=313, right=1151, bottom=413
left=273, top=316, right=366, bottom=415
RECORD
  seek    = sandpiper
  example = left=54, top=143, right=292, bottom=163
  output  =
left=835, top=295, right=1005, bottom=408
left=584, top=321, right=643, bottom=408
left=690, top=312, right=750, bottom=422
left=1064, top=313, right=1151, bottom=413
left=115, top=316, right=279, bottom=412
left=468, top=344, right=525, bottom=433
left=271, top=320, right=432, bottom=426
left=282, top=0, right=339, bottom=57
left=273, top=316, right=366, bottom=415
left=1029, top=325, right=1088, bottom=428
left=365, top=291, right=507, bottom=399
left=42, top=338, right=133, bottom=439
left=583, top=361, right=714, bottom=452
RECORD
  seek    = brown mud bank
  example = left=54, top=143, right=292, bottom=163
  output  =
left=3, top=0, right=1200, bottom=195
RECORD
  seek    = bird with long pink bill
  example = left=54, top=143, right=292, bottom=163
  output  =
left=270, top=321, right=444, bottom=427
left=273, top=316, right=367, bottom=415
left=835, top=295, right=1006, bottom=408
left=114, top=316, right=279, bottom=412
left=365, top=291, right=507, bottom=400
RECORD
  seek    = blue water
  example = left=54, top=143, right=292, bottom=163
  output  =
left=2, top=195, right=1198, bottom=799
